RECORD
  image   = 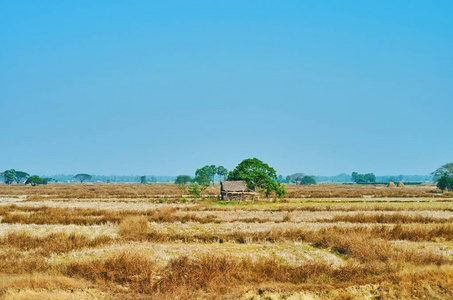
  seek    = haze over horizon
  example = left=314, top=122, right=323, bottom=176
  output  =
left=2, top=1, right=452, bottom=176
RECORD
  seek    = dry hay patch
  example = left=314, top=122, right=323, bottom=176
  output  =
left=0, top=274, right=107, bottom=300
left=1, top=289, right=108, bottom=300
left=0, top=274, right=90, bottom=290
left=50, top=242, right=345, bottom=269
left=0, top=223, right=118, bottom=239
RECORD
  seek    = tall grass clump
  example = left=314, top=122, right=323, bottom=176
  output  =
left=61, top=250, right=157, bottom=292
left=119, top=216, right=149, bottom=240
left=1, top=231, right=113, bottom=255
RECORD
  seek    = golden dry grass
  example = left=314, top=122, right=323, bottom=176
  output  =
left=0, top=184, right=452, bottom=299
left=0, top=182, right=450, bottom=199
left=0, top=183, right=219, bottom=200
left=119, top=216, right=149, bottom=240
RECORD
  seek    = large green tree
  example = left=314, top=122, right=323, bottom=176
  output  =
left=192, top=175, right=211, bottom=186
left=25, top=175, right=44, bottom=186
left=433, top=162, right=453, bottom=178
left=15, top=171, right=30, bottom=184
left=1, top=169, right=16, bottom=185
left=437, top=175, right=453, bottom=192
left=73, top=173, right=92, bottom=183
left=193, top=165, right=228, bottom=184
left=228, top=158, right=286, bottom=198
left=194, top=165, right=216, bottom=185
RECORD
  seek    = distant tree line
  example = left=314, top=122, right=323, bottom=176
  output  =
left=0, top=169, right=52, bottom=185
left=281, top=173, right=317, bottom=185
left=0, top=166, right=438, bottom=187
left=306, top=174, right=432, bottom=183
left=43, top=174, right=175, bottom=183
left=277, top=173, right=433, bottom=184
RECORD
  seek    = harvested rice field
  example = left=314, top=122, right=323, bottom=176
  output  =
left=1, top=184, right=453, bottom=299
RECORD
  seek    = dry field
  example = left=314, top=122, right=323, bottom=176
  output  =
left=0, top=183, right=452, bottom=299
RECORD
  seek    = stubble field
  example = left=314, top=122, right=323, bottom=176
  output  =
left=0, top=183, right=452, bottom=299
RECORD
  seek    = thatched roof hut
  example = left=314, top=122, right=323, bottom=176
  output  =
left=220, top=181, right=256, bottom=201
left=397, top=181, right=405, bottom=187
left=388, top=181, right=396, bottom=187
left=221, top=181, right=247, bottom=193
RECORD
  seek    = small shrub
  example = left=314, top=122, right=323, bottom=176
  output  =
left=188, top=183, right=206, bottom=200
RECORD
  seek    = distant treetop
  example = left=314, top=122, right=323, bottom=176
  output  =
left=73, top=173, right=92, bottom=183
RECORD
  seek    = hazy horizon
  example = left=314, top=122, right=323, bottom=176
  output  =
left=38, top=172, right=433, bottom=180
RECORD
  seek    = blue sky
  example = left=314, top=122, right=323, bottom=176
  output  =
left=1, top=1, right=452, bottom=176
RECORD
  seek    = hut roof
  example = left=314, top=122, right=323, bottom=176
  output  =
left=221, top=181, right=247, bottom=192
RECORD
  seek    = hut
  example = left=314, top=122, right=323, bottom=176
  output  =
left=388, top=181, right=396, bottom=188
left=397, top=181, right=405, bottom=188
left=220, top=181, right=257, bottom=201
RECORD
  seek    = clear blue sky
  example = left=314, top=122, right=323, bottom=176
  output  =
left=1, top=1, right=452, bottom=176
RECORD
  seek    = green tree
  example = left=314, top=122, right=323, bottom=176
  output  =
left=352, top=172, right=364, bottom=183
left=437, top=175, right=453, bottom=192
left=192, top=175, right=211, bottom=186
left=228, top=158, right=286, bottom=198
left=1, top=169, right=16, bottom=185
left=352, top=172, right=376, bottom=183
left=195, top=165, right=216, bottom=185
left=175, top=175, right=192, bottom=185
left=433, top=162, right=453, bottom=179
left=73, top=173, right=92, bottom=183
left=285, top=175, right=292, bottom=183
left=433, top=163, right=453, bottom=193
left=15, top=171, right=30, bottom=184
left=42, top=177, right=52, bottom=185
left=364, top=173, right=376, bottom=183
left=25, top=175, right=44, bottom=186
left=287, top=173, right=305, bottom=184
left=300, top=176, right=316, bottom=185
left=140, top=176, right=147, bottom=184
left=216, top=166, right=229, bottom=182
